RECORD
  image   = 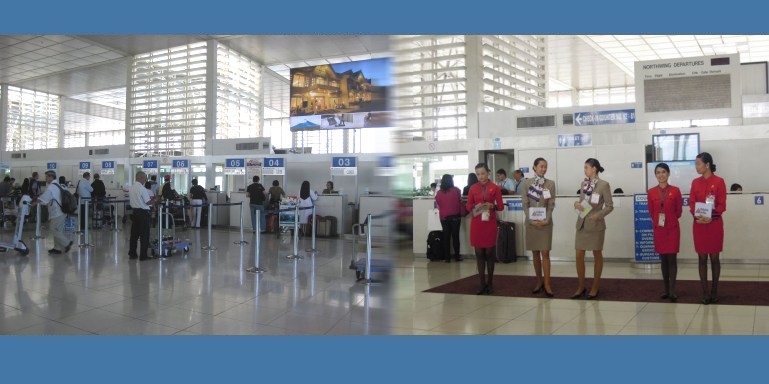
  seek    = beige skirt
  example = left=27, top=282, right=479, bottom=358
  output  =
left=525, top=223, right=553, bottom=251
left=575, top=228, right=605, bottom=251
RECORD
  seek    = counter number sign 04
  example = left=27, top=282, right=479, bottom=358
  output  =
left=264, top=158, right=285, bottom=168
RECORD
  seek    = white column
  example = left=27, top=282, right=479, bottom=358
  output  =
left=464, top=35, right=484, bottom=141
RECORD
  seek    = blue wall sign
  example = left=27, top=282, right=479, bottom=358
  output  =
left=574, top=109, right=636, bottom=126
left=557, top=133, right=592, bottom=147
left=520, top=167, right=530, bottom=174
left=332, top=157, right=357, bottom=168
left=505, top=199, right=523, bottom=212
left=264, top=158, right=285, bottom=168
left=102, top=161, right=115, bottom=169
left=756, top=196, right=764, bottom=205
left=172, top=159, right=189, bottom=168
left=142, top=160, right=158, bottom=169
left=682, top=197, right=690, bottom=207
left=631, top=162, right=643, bottom=169
left=633, top=194, right=659, bottom=263
left=79, top=161, right=91, bottom=170
left=47, top=162, right=57, bottom=170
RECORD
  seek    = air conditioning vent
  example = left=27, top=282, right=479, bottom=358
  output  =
left=236, top=142, right=261, bottom=151
left=517, top=115, right=555, bottom=128
left=11, top=153, right=22, bottom=159
left=94, top=149, right=109, bottom=155
left=563, top=114, right=574, bottom=125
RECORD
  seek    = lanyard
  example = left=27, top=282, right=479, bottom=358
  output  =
left=658, top=185, right=669, bottom=210
left=480, top=182, right=488, bottom=203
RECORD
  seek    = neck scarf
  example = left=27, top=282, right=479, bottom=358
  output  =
left=582, top=178, right=598, bottom=195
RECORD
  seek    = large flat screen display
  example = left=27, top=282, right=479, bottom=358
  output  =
left=289, top=58, right=392, bottom=131
left=652, top=133, right=700, bottom=162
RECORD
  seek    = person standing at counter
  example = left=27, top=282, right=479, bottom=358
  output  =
left=322, top=181, right=336, bottom=194
left=690, top=152, right=727, bottom=305
left=521, top=158, right=556, bottom=297
left=435, top=174, right=464, bottom=263
left=495, top=169, right=514, bottom=194
left=298, top=181, right=318, bottom=235
left=571, top=158, right=613, bottom=300
left=190, top=178, right=208, bottom=229
left=246, top=176, right=266, bottom=232
left=463, top=173, right=478, bottom=197
left=466, top=163, right=504, bottom=295
left=268, top=180, right=286, bottom=209
left=647, top=163, right=683, bottom=302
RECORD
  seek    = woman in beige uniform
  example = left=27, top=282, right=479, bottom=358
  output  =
left=571, top=158, right=613, bottom=300
left=521, top=157, right=556, bottom=297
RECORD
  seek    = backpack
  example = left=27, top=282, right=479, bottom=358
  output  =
left=54, top=184, right=78, bottom=214
left=426, top=230, right=444, bottom=261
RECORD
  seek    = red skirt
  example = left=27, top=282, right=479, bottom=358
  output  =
left=692, top=218, right=724, bottom=254
left=470, top=215, right=498, bottom=248
left=653, top=225, right=680, bottom=254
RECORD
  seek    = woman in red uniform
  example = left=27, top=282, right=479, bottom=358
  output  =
left=466, top=163, right=504, bottom=295
left=647, top=163, right=683, bottom=302
left=690, top=152, right=727, bottom=305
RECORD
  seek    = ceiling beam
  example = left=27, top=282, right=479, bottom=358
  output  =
left=577, top=35, right=635, bottom=79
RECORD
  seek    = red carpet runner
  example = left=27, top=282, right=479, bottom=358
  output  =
left=424, top=275, right=769, bottom=306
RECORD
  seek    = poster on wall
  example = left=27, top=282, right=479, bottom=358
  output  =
left=289, top=58, right=392, bottom=131
left=633, top=194, right=659, bottom=263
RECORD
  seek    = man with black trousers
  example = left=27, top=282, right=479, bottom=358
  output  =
left=76, top=172, right=93, bottom=229
left=246, top=176, right=267, bottom=233
left=128, top=171, right=157, bottom=261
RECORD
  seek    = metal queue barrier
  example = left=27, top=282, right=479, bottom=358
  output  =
left=201, top=202, right=244, bottom=252
left=79, top=197, right=93, bottom=248
left=31, top=204, right=43, bottom=240
left=305, top=205, right=317, bottom=253
left=245, top=214, right=265, bottom=274
left=106, top=199, right=130, bottom=233
left=351, top=211, right=395, bottom=285
left=233, top=201, right=249, bottom=246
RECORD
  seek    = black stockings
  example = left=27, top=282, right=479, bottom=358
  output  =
left=698, top=253, right=721, bottom=301
left=475, top=247, right=496, bottom=293
left=660, top=253, right=678, bottom=296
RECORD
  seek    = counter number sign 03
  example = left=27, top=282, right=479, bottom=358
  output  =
left=333, top=157, right=356, bottom=168
left=102, top=161, right=114, bottom=169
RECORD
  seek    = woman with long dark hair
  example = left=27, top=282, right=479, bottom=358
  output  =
left=298, top=180, right=318, bottom=235
left=690, top=152, right=727, bottom=304
left=571, top=158, right=613, bottom=300
left=463, top=173, right=478, bottom=197
left=648, top=163, right=683, bottom=302
left=521, top=158, right=556, bottom=297
left=435, top=174, right=463, bottom=262
left=466, top=163, right=504, bottom=294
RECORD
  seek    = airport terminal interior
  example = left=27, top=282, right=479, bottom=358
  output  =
left=3, top=35, right=769, bottom=335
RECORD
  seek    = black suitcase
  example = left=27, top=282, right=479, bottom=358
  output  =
left=426, top=230, right=444, bottom=261
left=496, top=221, right=516, bottom=263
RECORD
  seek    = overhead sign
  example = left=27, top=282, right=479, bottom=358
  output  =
left=101, top=161, right=116, bottom=175
left=78, top=161, right=92, bottom=175
left=262, top=157, right=285, bottom=176
left=331, top=156, right=357, bottom=176
left=633, top=194, right=659, bottom=263
left=574, top=109, right=636, bottom=126
left=142, top=160, right=159, bottom=175
left=505, top=200, right=523, bottom=212
left=171, top=159, right=190, bottom=174
left=375, top=155, right=396, bottom=176
left=224, top=158, right=245, bottom=175
left=631, top=162, right=643, bottom=169
left=47, top=162, right=57, bottom=170
left=557, top=133, right=592, bottom=148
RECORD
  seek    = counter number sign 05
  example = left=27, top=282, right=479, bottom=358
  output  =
left=226, top=159, right=244, bottom=168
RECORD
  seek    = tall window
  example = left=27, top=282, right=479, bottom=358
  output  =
left=62, top=94, right=126, bottom=148
left=128, top=42, right=208, bottom=158
left=481, top=35, right=547, bottom=111
left=5, top=86, right=60, bottom=151
left=216, top=44, right=262, bottom=139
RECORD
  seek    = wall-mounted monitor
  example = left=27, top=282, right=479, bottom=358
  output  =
left=652, top=133, right=700, bottom=162
left=289, top=58, right=392, bottom=131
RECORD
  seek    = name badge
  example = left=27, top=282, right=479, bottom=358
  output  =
left=590, top=193, right=600, bottom=205
left=658, top=212, right=666, bottom=227
left=481, top=211, right=490, bottom=222
left=706, top=195, right=715, bottom=205
left=542, top=189, right=551, bottom=199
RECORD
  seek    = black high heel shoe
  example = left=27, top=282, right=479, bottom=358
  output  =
left=701, top=296, right=711, bottom=305
left=544, top=288, right=554, bottom=298
left=531, top=284, right=544, bottom=294
left=586, top=290, right=600, bottom=300
left=570, top=289, right=586, bottom=300
left=476, top=285, right=486, bottom=295
left=660, top=292, right=670, bottom=300
left=669, top=294, right=678, bottom=303
left=485, top=284, right=494, bottom=295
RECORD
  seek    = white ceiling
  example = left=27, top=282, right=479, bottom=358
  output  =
left=2, top=34, right=769, bottom=104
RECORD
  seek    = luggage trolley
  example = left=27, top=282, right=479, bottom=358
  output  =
left=0, top=196, right=19, bottom=229
left=0, top=198, right=30, bottom=256
left=151, top=201, right=191, bottom=258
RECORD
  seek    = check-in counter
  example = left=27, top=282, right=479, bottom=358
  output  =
left=412, top=196, right=525, bottom=257
left=359, top=195, right=396, bottom=237
left=205, top=191, right=230, bottom=227
left=413, top=193, right=769, bottom=263
left=314, top=194, right=349, bottom=235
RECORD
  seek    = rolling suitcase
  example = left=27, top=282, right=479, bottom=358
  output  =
left=496, top=221, right=516, bottom=263
left=426, top=230, right=443, bottom=261
left=324, top=216, right=338, bottom=237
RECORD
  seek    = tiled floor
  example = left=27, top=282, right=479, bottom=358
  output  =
left=392, top=244, right=769, bottom=335
left=0, top=223, right=390, bottom=335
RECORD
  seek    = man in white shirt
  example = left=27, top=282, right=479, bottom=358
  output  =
left=77, top=172, right=94, bottom=229
left=128, top=171, right=157, bottom=261
left=34, top=170, right=72, bottom=255
left=495, top=169, right=515, bottom=194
